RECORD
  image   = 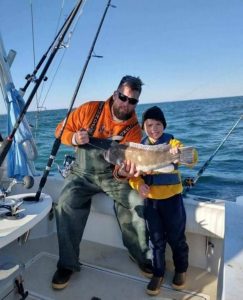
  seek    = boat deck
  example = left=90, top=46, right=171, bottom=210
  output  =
left=1, top=234, right=217, bottom=300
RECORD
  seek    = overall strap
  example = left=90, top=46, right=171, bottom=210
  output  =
left=88, top=101, right=105, bottom=136
left=118, top=121, right=138, bottom=137
left=88, top=100, right=138, bottom=139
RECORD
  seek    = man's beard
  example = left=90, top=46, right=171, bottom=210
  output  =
left=112, top=105, right=132, bottom=121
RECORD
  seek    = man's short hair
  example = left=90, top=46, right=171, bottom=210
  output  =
left=118, top=75, right=144, bottom=94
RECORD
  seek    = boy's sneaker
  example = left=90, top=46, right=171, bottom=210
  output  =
left=146, top=276, right=163, bottom=296
left=172, top=272, right=186, bottom=290
left=128, top=254, right=153, bottom=278
left=52, top=268, right=73, bottom=290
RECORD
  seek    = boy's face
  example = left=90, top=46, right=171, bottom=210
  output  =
left=144, top=119, right=164, bottom=141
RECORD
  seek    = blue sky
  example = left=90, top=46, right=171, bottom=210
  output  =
left=1, top=0, right=243, bottom=114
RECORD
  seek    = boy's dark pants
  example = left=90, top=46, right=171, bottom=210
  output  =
left=144, top=193, right=189, bottom=277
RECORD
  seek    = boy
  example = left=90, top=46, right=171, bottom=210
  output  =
left=129, top=106, right=190, bottom=296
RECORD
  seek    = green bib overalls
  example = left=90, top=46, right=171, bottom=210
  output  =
left=55, top=143, right=151, bottom=271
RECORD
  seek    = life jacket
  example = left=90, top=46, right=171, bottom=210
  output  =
left=142, top=133, right=181, bottom=186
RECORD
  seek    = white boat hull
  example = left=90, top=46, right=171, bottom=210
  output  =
left=2, top=174, right=242, bottom=299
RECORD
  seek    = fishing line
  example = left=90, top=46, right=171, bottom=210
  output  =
left=33, top=0, right=114, bottom=202
left=29, top=0, right=41, bottom=119
left=39, top=1, right=87, bottom=110
left=20, top=4, right=77, bottom=94
left=33, top=2, right=87, bottom=137
left=54, top=0, right=66, bottom=38
left=86, top=136, right=120, bottom=151
left=184, top=114, right=243, bottom=193
left=29, top=0, right=37, bottom=72
left=0, top=0, right=85, bottom=167
left=87, top=142, right=105, bottom=151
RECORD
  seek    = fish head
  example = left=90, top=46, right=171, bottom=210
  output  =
left=103, top=142, right=126, bottom=166
left=103, top=148, right=120, bottom=166
left=103, top=149, right=123, bottom=165
left=103, top=148, right=113, bottom=164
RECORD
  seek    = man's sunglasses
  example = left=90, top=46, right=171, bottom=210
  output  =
left=117, top=91, right=139, bottom=105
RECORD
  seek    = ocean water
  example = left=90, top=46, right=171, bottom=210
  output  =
left=1, top=96, right=243, bottom=201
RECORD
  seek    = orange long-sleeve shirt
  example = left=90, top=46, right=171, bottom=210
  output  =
left=55, top=97, right=142, bottom=145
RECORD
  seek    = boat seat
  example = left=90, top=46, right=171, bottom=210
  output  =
left=183, top=196, right=225, bottom=239
left=90, top=193, right=225, bottom=239
left=41, top=176, right=225, bottom=240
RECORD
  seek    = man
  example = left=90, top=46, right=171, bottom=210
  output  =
left=52, top=75, right=152, bottom=290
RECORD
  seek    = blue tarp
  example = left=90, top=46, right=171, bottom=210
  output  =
left=6, top=82, right=37, bottom=179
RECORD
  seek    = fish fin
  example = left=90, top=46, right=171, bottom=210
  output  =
left=153, top=164, right=175, bottom=173
left=179, top=147, right=198, bottom=167
left=126, top=142, right=170, bottom=152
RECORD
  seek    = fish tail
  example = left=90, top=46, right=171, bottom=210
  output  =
left=179, top=147, right=198, bottom=167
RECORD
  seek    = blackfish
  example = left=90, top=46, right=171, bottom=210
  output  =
left=103, top=141, right=198, bottom=173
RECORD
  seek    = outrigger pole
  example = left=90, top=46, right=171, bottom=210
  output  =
left=184, top=114, right=243, bottom=193
left=0, top=0, right=84, bottom=167
left=33, top=0, right=113, bottom=202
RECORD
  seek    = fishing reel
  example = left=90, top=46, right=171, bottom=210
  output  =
left=183, top=177, right=195, bottom=187
left=56, top=154, right=76, bottom=178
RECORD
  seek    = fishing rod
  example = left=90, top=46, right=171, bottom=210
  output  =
left=20, top=6, right=76, bottom=94
left=184, top=114, right=243, bottom=193
left=0, top=0, right=84, bottom=167
left=32, top=0, right=113, bottom=202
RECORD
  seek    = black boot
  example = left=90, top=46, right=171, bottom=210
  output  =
left=146, top=276, right=163, bottom=296
left=129, top=254, right=153, bottom=278
left=172, top=272, right=186, bottom=290
left=52, top=268, right=73, bottom=290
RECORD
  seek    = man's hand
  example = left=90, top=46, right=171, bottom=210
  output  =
left=73, top=129, right=89, bottom=145
left=138, top=184, right=150, bottom=198
left=118, top=160, right=141, bottom=178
